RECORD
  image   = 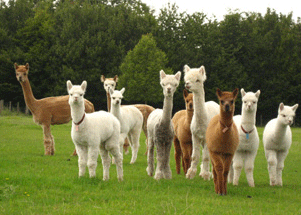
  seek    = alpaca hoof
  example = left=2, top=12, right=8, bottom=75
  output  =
left=118, top=176, right=124, bottom=182
left=154, top=172, right=163, bottom=180
left=146, top=167, right=153, bottom=177
left=103, top=176, right=110, bottom=181
left=186, top=168, right=197, bottom=179
left=248, top=182, right=255, bottom=187
left=200, top=172, right=211, bottom=181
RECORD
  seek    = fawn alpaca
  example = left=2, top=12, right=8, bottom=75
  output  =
left=67, top=80, right=123, bottom=180
left=147, top=70, right=181, bottom=180
left=109, top=88, right=143, bottom=164
left=206, top=88, right=239, bottom=195
left=15, top=63, right=94, bottom=155
left=172, top=89, right=194, bottom=174
left=228, top=89, right=260, bottom=187
left=184, top=65, right=219, bottom=180
left=263, top=102, right=298, bottom=186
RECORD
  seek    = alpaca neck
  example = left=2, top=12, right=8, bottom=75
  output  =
left=193, top=87, right=207, bottom=123
left=220, top=109, right=234, bottom=127
left=20, top=80, right=38, bottom=113
left=186, top=110, right=193, bottom=125
left=70, top=102, right=85, bottom=123
left=241, top=109, right=256, bottom=131
left=110, top=103, right=121, bottom=121
left=106, top=92, right=111, bottom=112
left=161, top=96, right=173, bottom=127
left=274, top=119, right=288, bottom=140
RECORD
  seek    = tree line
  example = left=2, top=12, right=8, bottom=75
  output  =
left=1, top=0, right=300, bottom=125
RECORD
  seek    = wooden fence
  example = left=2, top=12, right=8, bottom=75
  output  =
left=0, top=100, right=30, bottom=115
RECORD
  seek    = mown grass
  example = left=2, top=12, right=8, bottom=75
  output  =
left=0, top=115, right=301, bottom=214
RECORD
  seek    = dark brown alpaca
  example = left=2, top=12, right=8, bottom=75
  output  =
left=172, top=89, right=193, bottom=174
left=206, top=88, right=239, bottom=195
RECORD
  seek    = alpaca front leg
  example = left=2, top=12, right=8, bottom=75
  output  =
left=186, top=134, right=200, bottom=179
left=173, top=137, right=182, bottom=174
left=232, top=152, right=244, bottom=186
left=76, top=144, right=88, bottom=177
left=146, top=137, right=155, bottom=177
left=244, top=152, right=257, bottom=187
left=99, top=148, right=111, bottom=181
left=265, top=150, right=277, bottom=186
left=128, top=130, right=140, bottom=164
left=199, top=143, right=211, bottom=180
left=275, top=151, right=288, bottom=186
left=110, top=147, right=123, bottom=181
left=162, top=141, right=172, bottom=179
left=87, top=146, right=99, bottom=178
left=42, top=125, right=54, bottom=155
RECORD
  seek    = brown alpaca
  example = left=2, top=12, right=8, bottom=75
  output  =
left=101, top=75, right=154, bottom=154
left=206, top=88, right=239, bottom=195
left=15, top=63, right=95, bottom=155
left=172, top=89, right=193, bottom=174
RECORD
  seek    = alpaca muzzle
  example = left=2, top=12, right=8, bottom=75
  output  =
left=225, top=104, right=230, bottom=112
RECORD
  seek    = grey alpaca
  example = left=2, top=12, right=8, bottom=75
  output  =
left=146, top=70, right=181, bottom=180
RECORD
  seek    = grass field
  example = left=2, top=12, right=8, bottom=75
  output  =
left=0, top=114, right=301, bottom=214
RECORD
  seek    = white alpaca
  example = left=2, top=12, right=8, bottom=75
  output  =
left=147, top=70, right=181, bottom=180
left=184, top=65, right=219, bottom=180
left=109, top=88, right=143, bottom=164
left=67, top=80, right=123, bottom=181
left=263, top=102, right=298, bottom=186
left=228, top=89, right=260, bottom=187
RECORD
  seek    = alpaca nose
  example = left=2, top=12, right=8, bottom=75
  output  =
left=225, top=104, right=230, bottom=112
left=116, top=100, right=119, bottom=104
left=185, top=83, right=190, bottom=90
left=167, top=87, right=171, bottom=93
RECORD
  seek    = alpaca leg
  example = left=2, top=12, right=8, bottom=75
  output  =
left=232, top=151, right=244, bottom=186
left=212, top=164, right=218, bottom=193
left=123, top=137, right=130, bottom=155
left=109, top=146, right=123, bottom=181
left=99, top=148, right=111, bottom=181
left=210, top=152, right=223, bottom=195
left=265, top=150, right=277, bottom=186
left=50, top=135, right=55, bottom=155
left=42, top=125, right=54, bottom=155
left=199, top=142, right=211, bottom=180
left=75, top=144, right=88, bottom=177
left=244, top=151, right=257, bottom=187
left=128, top=129, right=141, bottom=164
left=143, top=124, right=148, bottom=155
left=163, top=141, right=172, bottom=179
left=174, top=137, right=182, bottom=174
left=228, top=162, right=234, bottom=184
left=182, top=142, right=192, bottom=175
left=154, top=144, right=164, bottom=180
left=186, top=134, right=201, bottom=179
left=87, top=146, right=99, bottom=178
left=146, top=137, right=155, bottom=177
left=275, top=151, right=288, bottom=186
left=221, top=154, right=234, bottom=195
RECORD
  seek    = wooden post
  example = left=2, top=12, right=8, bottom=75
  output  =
left=25, top=105, right=30, bottom=115
left=0, top=100, right=3, bottom=114
left=9, top=101, right=12, bottom=111
left=17, top=102, right=20, bottom=113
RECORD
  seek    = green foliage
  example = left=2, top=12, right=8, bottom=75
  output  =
left=119, top=34, right=170, bottom=103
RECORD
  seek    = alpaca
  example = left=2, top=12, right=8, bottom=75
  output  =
left=183, top=65, right=219, bottom=180
left=109, top=88, right=143, bottom=164
left=67, top=80, right=123, bottom=180
left=206, top=88, right=239, bottom=195
left=101, top=75, right=155, bottom=154
left=228, top=89, right=260, bottom=187
left=15, top=63, right=94, bottom=155
left=263, top=102, right=298, bottom=186
left=147, top=70, right=181, bottom=180
left=172, top=89, right=194, bottom=174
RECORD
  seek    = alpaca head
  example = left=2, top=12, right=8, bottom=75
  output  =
left=160, top=70, right=181, bottom=97
left=67, top=80, right=87, bottom=105
left=183, top=89, right=193, bottom=111
left=109, top=88, right=125, bottom=105
left=101, top=75, right=118, bottom=93
left=216, top=88, right=239, bottom=114
left=15, top=63, right=29, bottom=83
left=183, top=65, right=206, bottom=92
left=241, top=89, right=260, bottom=112
left=277, top=103, right=298, bottom=126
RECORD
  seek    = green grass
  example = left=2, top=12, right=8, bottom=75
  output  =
left=0, top=115, right=301, bottom=214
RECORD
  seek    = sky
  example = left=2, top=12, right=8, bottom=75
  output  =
left=141, top=0, right=301, bottom=22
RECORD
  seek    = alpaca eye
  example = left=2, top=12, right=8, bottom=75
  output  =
left=80, top=94, right=83, bottom=96
left=282, top=114, right=286, bottom=117
left=112, top=97, right=115, bottom=100
left=221, top=101, right=224, bottom=105
left=70, top=94, right=73, bottom=96
left=230, top=100, right=234, bottom=104
left=244, top=101, right=247, bottom=103
left=196, top=79, right=200, bottom=82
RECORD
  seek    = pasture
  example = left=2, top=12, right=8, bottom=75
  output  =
left=0, top=115, right=301, bottom=214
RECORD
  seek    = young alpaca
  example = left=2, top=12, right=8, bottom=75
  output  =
left=206, top=88, right=239, bottom=195
left=67, top=80, right=123, bottom=180
left=184, top=65, right=219, bottom=180
left=172, top=89, right=194, bottom=174
left=228, top=89, right=260, bottom=187
left=15, top=63, right=94, bottom=156
left=109, top=88, right=143, bottom=164
left=147, top=70, right=181, bottom=180
left=263, top=102, right=298, bottom=186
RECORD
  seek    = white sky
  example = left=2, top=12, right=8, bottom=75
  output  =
left=142, top=0, right=300, bottom=22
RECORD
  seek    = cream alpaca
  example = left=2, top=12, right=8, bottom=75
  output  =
left=15, top=63, right=94, bottom=155
left=67, top=80, right=123, bottom=180
left=109, top=88, right=143, bottom=164
left=228, top=89, right=260, bottom=187
left=184, top=65, right=219, bottom=180
left=263, top=102, right=298, bottom=186
left=147, top=70, right=181, bottom=180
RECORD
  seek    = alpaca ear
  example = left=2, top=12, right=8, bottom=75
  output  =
left=241, top=88, right=246, bottom=97
left=120, top=87, right=125, bottom=95
left=233, top=88, right=239, bottom=99
left=14, top=63, right=18, bottom=70
left=174, top=71, right=181, bottom=82
left=114, top=75, right=118, bottom=83
left=160, top=70, right=166, bottom=80
left=25, top=63, right=29, bottom=70
left=81, top=81, right=87, bottom=92
left=100, top=75, right=105, bottom=82
left=216, top=88, right=222, bottom=99
left=183, top=89, right=189, bottom=98
left=199, top=66, right=207, bottom=81
left=67, top=80, right=73, bottom=92
left=292, top=104, right=299, bottom=112
left=279, top=103, right=285, bottom=111
left=183, top=65, right=190, bottom=73
left=255, top=90, right=261, bottom=99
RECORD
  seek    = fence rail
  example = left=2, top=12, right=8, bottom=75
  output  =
left=0, top=100, right=30, bottom=115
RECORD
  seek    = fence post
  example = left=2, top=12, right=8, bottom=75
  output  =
left=25, top=105, right=30, bottom=115
left=9, top=101, right=12, bottom=111
left=17, top=102, right=20, bottom=113
left=0, top=100, right=3, bottom=114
